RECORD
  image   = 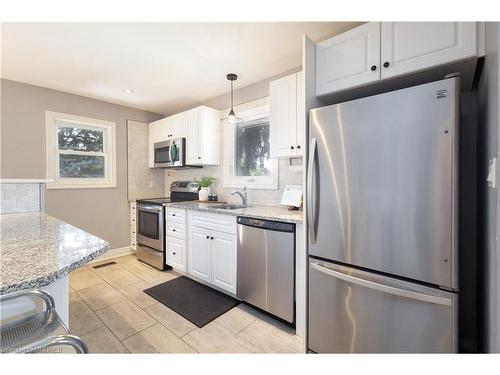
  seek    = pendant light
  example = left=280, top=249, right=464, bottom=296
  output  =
left=223, top=73, right=241, bottom=125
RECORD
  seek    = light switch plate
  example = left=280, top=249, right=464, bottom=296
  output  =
left=487, top=157, right=496, bottom=189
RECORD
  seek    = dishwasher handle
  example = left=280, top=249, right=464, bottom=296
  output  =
left=237, top=216, right=295, bottom=233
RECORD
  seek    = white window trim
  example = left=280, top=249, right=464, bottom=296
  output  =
left=223, top=105, right=278, bottom=190
left=46, top=111, right=117, bottom=189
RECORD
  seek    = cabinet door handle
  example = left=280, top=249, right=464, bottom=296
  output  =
left=211, top=237, right=214, bottom=240
left=198, top=156, right=201, bottom=159
left=206, top=235, right=210, bottom=239
left=297, top=145, right=301, bottom=149
left=371, top=65, right=377, bottom=71
left=172, top=213, right=176, bottom=216
left=290, top=146, right=294, bottom=150
left=383, top=61, right=390, bottom=68
left=173, top=252, right=176, bottom=255
left=172, top=229, right=176, bottom=232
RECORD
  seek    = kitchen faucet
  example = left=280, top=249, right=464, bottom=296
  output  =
left=231, top=186, right=248, bottom=205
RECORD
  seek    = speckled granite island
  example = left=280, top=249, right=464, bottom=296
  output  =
left=166, top=202, right=303, bottom=223
left=0, top=212, right=110, bottom=325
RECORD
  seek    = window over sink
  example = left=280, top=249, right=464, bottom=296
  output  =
left=46, top=111, right=116, bottom=189
left=223, top=104, right=278, bottom=189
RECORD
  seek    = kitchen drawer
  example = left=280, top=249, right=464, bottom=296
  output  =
left=130, top=214, right=137, bottom=226
left=166, top=237, right=187, bottom=272
left=188, top=210, right=237, bottom=235
left=166, top=222, right=186, bottom=240
left=166, top=207, right=186, bottom=224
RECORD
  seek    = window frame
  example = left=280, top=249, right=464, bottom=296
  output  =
left=222, top=105, right=278, bottom=189
left=46, top=111, right=117, bottom=189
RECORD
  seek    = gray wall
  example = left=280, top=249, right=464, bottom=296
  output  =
left=177, top=67, right=301, bottom=113
left=478, top=22, right=500, bottom=353
left=0, top=79, right=162, bottom=249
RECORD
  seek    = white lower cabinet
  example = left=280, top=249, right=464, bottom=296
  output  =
left=165, top=236, right=187, bottom=272
left=188, top=226, right=212, bottom=282
left=165, top=207, right=187, bottom=271
left=130, top=202, right=137, bottom=251
left=211, top=231, right=237, bottom=294
left=187, top=211, right=237, bottom=294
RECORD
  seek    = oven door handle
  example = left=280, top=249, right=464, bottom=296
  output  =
left=137, top=205, right=162, bottom=213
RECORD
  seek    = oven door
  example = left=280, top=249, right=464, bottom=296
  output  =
left=137, top=204, right=164, bottom=251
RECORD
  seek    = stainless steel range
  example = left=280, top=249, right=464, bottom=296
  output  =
left=135, top=181, right=199, bottom=270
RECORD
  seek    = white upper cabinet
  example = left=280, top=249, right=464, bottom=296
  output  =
left=149, top=105, right=220, bottom=167
left=316, top=22, right=478, bottom=96
left=270, top=71, right=305, bottom=158
left=170, top=112, right=186, bottom=138
left=316, top=22, right=381, bottom=96
left=185, top=106, right=220, bottom=165
left=380, top=22, right=478, bottom=79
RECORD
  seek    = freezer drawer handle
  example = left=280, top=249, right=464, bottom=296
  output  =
left=310, top=262, right=451, bottom=306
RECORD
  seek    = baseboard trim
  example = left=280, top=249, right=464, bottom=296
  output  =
left=90, top=246, right=135, bottom=263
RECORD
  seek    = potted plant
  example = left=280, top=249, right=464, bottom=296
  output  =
left=195, top=176, right=216, bottom=201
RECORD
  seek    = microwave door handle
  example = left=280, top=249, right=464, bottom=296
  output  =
left=169, top=141, right=174, bottom=163
left=307, top=138, right=318, bottom=244
left=310, top=262, right=452, bottom=306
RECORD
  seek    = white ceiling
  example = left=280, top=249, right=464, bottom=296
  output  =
left=1, top=22, right=360, bottom=115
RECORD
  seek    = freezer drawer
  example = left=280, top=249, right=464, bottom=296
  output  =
left=308, top=259, right=457, bottom=353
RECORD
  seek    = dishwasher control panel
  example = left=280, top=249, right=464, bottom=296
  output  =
left=237, top=216, right=295, bottom=233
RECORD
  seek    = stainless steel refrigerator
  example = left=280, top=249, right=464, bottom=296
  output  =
left=307, top=77, right=459, bottom=353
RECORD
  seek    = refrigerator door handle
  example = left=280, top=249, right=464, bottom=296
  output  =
left=307, top=138, right=318, bottom=243
left=310, top=262, right=452, bottom=306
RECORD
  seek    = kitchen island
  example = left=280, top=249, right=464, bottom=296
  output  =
left=0, top=212, right=110, bottom=325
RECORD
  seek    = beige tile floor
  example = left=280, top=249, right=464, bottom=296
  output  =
left=69, top=255, right=303, bottom=354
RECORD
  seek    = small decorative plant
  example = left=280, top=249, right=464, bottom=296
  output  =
left=195, top=176, right=216, bottom=201
left=196, top=176, right=216, bottom=188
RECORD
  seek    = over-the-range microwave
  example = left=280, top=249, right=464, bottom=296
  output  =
left=153, top=138, right=186, bottom=168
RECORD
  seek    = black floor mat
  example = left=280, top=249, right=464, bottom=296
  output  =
left=143, top=276, right=240, bottom=328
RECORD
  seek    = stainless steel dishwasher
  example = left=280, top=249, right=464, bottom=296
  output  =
left=237, top=216, right=295, bottom=324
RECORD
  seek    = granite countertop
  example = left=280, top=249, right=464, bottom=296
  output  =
left=166, top=202, right=303, bottom=224
left=0, top=212, right=110, bottom=294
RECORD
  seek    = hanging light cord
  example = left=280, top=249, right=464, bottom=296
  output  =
left=230, top=79, right=234, bottom=110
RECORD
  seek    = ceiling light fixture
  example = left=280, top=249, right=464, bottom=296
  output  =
left=123, top=88, right=134, bottom=94
left=223, top=73, right=241, bottom=125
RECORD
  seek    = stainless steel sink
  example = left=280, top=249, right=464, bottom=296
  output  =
left=211, top=204, right=250, bottom=210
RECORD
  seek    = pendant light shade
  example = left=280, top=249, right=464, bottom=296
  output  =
left=223, top=73, right=241, bottom=125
